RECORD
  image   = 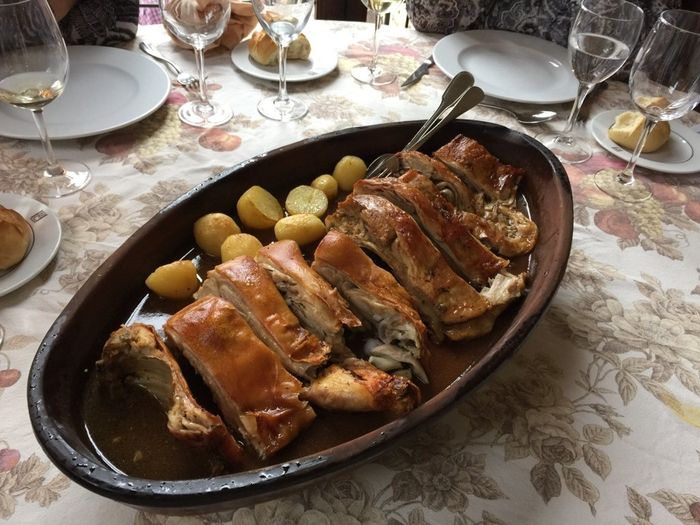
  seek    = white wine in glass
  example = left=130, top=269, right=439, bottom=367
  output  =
left=351, top=0, right=402, bottom=86
left=0, top=0, right=91, bottom=198
left=161, top=0, right=232, bottom=127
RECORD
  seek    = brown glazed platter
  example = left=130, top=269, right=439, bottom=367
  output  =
left=27, top=120, right=573, bottom=514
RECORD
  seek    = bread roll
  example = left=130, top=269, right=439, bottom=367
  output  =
left=248, top=31, right=311, bottom=66
left=608, top=111, right=671, bottom=153
left=0, top=206, right=32, bottom=270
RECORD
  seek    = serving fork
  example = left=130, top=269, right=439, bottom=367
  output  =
left=139, top=41, right=200, bottom=92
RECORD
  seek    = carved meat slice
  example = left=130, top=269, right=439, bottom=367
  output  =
left=433, top=134, right=525, bottom=202
left=312, top=230, right=428, bottom=382
left=195, top=256, right=331, bottom=380
left=303, top=357, right=420, bottom=415
left=354, top=174, right=508, bottom=287
left=325, top=193, right=490, bottom=341
left=97, top=323, right=246, bottom=466
left=255, top=240, right=361, bottom=356
left=164, top=296, right=316, bottom=459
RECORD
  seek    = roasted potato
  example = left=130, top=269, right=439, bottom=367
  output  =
left=274, top=214, right=326, bottom=246
left=145, top=260, right=199, bottom=300
left=193, top=213, right=241, bottom=256
left=285, top=185, right=328, bottom=218
left=311, top=174, right=338, bottom=200
left=221, top=233, right=264, bottom=261
left=236, top=186, right=284, bottom=229
left=333, top=155, right=367, bottom=192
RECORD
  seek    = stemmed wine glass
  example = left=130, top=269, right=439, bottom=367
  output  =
left=160, top=0, right=232, bottom=127
left=594, top=10, right=700, bottom=202
left=0, top=0, right=91, bottom=198
left=538, top=0, right=644, bottom=164
left=251, top=0, right=314, bottom=121
left=351, top=0, right=402, bottom=86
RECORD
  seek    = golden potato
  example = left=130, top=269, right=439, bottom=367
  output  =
left=193, top=213, right=240, bottom=256
left=274, top=214, right=326, bottom=246
left=285, top=185, right=329, bottom=218
left=221, top=233, right=263, bottom=261
left=236, top=185, right=284, bottom=229
left=145, top=260, right=199, bottom=300
left=311, top=174, right=338, bottom=200
left=333, top=155, right=367, bottom=192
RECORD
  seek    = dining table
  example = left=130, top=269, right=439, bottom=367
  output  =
left=1, top=18, right=700, bottom=525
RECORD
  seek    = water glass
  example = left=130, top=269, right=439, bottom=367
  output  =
left=351, top=0, right=403, bottom=86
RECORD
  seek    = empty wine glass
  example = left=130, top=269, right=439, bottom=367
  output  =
left=252, top=0, right=313, bottom=121
left=538, top=0, right=644, bottom=164
left=160, top=0, right=232, bottom=127
left=351, top=0, right=402, bottom=86
left=594, top=10, right=700, bottom=202
left=0, top=0, right=91, bottom=198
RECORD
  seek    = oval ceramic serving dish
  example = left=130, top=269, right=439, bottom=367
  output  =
left=27, top=120, right=572, bottom=514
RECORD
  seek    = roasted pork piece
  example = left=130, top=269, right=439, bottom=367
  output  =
left=195, top=256, right=331, bottom=380
left=433, top=134, right=525, bottom=202
left=312, top=230, right=428, bottom=382
left=303, top=357, right=420, bottom=415
left=255, top=240, right=361, bottom=356
left=325, top=193, right=490, bottom=341
left=164, top=296, right=316, bottom=459
left=97, top=323, right=246, bottom=466
left=354, top=174, right=507, bottom=287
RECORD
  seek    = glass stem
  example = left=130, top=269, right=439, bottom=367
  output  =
left=618, top=116, right=655, bottom=185
left=31, top=109, right=63, bottom=177
left=369, top=10, right=381, bottom=75
left=194, top=46, right=210, bottom=108
left=276, top=43, right=289, bottom=104
left=561, top=82, right=594, bottom=135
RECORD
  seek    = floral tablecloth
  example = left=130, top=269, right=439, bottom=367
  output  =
left=1, top=21, right=699, bottom=525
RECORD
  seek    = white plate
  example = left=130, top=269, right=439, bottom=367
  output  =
left=231, top=38, right=337, bottom=82
left=0, top=46, right=170, bottom=140
left=591, top=110, right=700, bottom=175
left=0, top=193, right=62, bottom=297
left=433, top=30, right=578, bottom=105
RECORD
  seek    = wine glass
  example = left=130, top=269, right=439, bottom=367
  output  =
left=538, top=0, right=644, bottom=164
left=351, top=0, right=402, bottom=86
left=594, top=10, right=700, bottom=202
left=0, top=0, right=91, bottom=198
left=160, top=0, right=232, bottom=127
left=251, top=0, right=313, bottom=121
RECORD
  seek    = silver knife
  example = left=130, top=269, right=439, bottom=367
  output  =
left=401, top=55, right=434, bottom=88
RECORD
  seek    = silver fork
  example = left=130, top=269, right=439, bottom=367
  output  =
left=366, top=72, right=484, bottom=178
left=139, top=41, right=200, bottom=92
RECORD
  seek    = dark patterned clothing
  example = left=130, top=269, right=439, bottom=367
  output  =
left=59, top=0, right=139, bottom=45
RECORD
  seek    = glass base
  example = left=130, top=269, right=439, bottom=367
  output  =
left=257, top=96, right=307, bottom=122
left=351, top=64, right=395, bottom=86
left=594, top=168, right=651, bottom=203
left=38, top=160, right=91, bottom=198
left=538, top=132, right=592, bottom=164
left=178, top=100, right=232, bottom=128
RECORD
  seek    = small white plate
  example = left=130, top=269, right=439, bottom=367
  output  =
left=590, top=110, right=700, bottom=175
left=231, top=38, right=337, bottom=82
left=0, top=46, right=170, bottom=140
left=432, top=30, right=578, bottom=104
left=0, top=193, right=62, bottom=297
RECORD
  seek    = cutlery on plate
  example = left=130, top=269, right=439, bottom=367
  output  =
left=401, top=55, right=434, bottom=88
left=478, top=102, right=557, bottom=124
left=138, top=41, right=200, bottom=91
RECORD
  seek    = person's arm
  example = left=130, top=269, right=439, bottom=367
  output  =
left=47, top=0, right=79, bottom=22
left=57, top=0, right=139, bottom=46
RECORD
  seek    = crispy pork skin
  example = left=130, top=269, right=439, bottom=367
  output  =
left=354, top=174, right=507, bottom=287
left=433, top=134, right=524, bottom=202
left=255, top=240, right=361, bottom=356
left=303, top=357, right=420, bottom=415
left=195, top=256, right=331, bottom=380
left=312, top=230, right=428, bottom=382
left=325, top=193, right=490, bottom=341
left=164, top=296, right=316, bottom=459
left=97, top=323, right=246, bottom=465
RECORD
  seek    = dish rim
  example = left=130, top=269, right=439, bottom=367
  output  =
left=27, top=120, right=573, bottom=510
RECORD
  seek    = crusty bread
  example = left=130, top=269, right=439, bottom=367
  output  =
left=248, top=31, right=311, bottom=66
left=608, top=111, right=670, bottom=153
left=0, top=206, right=32, bottom=270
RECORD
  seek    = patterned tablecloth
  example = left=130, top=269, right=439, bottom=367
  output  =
left=1, top=20, right=699, bottom=525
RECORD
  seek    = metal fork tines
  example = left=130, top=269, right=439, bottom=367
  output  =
left=138, top=41, right=200, bottom=92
